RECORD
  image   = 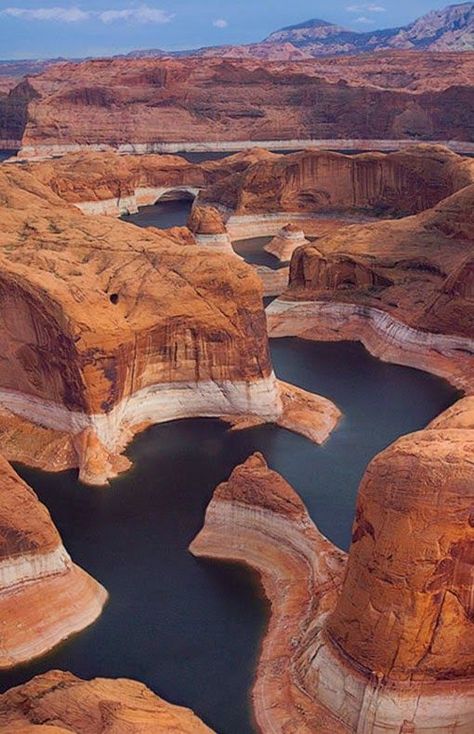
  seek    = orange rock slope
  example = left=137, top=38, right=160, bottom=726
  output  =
left=1, top=53, right=473, bottom=157
left=0, top=670, right=214, bottom=733
left=0, top=161, right=340, bottom=484
left=265, top=149, right=474, bottom=391
left=0, top=456, right=107, bottom=669
left=191, top=400, right=474, bottom=732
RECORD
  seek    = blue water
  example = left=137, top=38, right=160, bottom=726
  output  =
left=0, top=339, right=458, bottom=734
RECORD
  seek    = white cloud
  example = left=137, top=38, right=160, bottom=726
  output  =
left=2, top=6, right=89, bottom=22
left=212, top=19, right=228, bottom=29
left=99, top=6, right=173, bottom=23
left=1, top=4, right=173, bottom=24
left=354, top=15, right=376, bottom=23
left=346, top=3, right=386, bottom=12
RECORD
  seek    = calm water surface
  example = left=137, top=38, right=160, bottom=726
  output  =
left=0, top=150, right=16, bottom=162
left=0, top=340, right=458, bottom=733
left=0, top=195, right=460, bottom=733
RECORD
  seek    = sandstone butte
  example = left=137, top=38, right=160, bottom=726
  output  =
left=0, top=670, right=214, bottom=733
left=0, top=162, right=341, bottom=486
left=1, top=52, right=473, bottom=157
left=190, top=396, right=474, bottom=733
left=18, top=144, right=474, bottom=389
left=0, top=456, right=107, bottom=669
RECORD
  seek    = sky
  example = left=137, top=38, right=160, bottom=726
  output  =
left=0, top=0, right=457, bottom=59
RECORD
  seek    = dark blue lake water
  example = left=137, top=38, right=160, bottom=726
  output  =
left=0, top=339, right=458, bottom=734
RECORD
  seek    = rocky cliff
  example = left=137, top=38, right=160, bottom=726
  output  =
left=2, top=53, right=473, bottom=157
left=0, top=457, right=107, bottom=668
left=266, top=157, right=474, bottom=390
left=191, top=402, right=474, bottom=732
left=203, top=145, right=474, bottom=215
left=0, top=670, right=214, bottom=732
left=0, top=162, right=339, bottom=484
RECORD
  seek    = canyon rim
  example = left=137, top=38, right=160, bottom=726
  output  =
left=0, top=2, right=473, bottom=733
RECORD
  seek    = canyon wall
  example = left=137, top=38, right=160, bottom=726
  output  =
left=0, top=670, right=214, bottom=732
left=0, top=160, right=341, bottom=484
left=1, top=53, right=473, bottom=156
left=203, top=145, right=474, bottom=214
left=267, top=178, right=474, bottom=390
left=0, top=456, right=107, bottom=668
left=191, top=399, right=474, bottom=732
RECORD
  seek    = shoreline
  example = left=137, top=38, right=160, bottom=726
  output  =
left=5, top=137, right=474, bottom=161
left=266, top=299, right=474, bottom=393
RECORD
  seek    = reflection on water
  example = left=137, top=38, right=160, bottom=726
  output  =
left=0, top=340, right=458, bottom=734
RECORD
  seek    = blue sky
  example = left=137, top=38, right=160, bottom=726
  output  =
left=0, top=0, right=454, bottom=59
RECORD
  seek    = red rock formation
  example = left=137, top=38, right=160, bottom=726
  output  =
left=267, top=180, right=474, bottom=391
left=191, top=402, right=474, bottom=732
left=203, top=145, right=474, bottom=215
left=2, top=54, right=473, bottom=157
left=190, top=453, right=347, bottom=734
left=0, top=456, right=107, bottom=668
left=0, top=161, right=340, bottom=483
left=187, top=204, right=238, bottom=257
left=0, top=670, right=214, bottom=732
left=264, top=224, right=310, bottom=262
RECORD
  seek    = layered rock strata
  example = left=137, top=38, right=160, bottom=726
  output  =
left=267, top=182, right=474, bottom=392
left=0, top=164, right=338, bottom=484
left=2, top=53, right=474, bottom=157
left=191, top=406, right=474, bottom=732
left=0, top=457, right=107, bottom=668
left=0, top=670, right=214, bottom=733
left=187, top=204, right=238, bottom=257
left=203, top=144, right=474, bottom=215
left=264, top=224, right=310, bottom=262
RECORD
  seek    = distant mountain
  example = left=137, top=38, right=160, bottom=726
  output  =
left=265, top=2, right=474, bottom=55
left=0, top=2, right=472, bottom=78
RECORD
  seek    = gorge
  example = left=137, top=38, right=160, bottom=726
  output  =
left=0, top=133, right=472, bottom=732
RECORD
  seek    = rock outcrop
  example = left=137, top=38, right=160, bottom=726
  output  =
left=264, top=224, right=310, bottom=262
left=2, top=54, right=473, bottom=157
left=0, top=457, right=107, bottom=668
left=203, top=145, right=474, bottom=215
left=267, top=180, right=474, bottom=392
left=0, top=670, right=214, bottom=732
left=191, top=405, right=474, bottom=732
left=0, top=163, right=339, bottom=484
left=187, top=205, right=238, bottom=257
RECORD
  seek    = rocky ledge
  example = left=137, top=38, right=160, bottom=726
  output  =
left=0, top=457, right=107, bottom=668
left=264, top=224, right=310, bottom=262
left=0, top=670, right=214, bottom=732
left=190, top=398, right=474, bottom=732
left=0, top=164, right=339, bottom=485
left=267, top=181, right=474, bottom=392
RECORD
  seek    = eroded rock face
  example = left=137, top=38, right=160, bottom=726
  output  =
left=187, top=204, right=237, bottom=257
left=2, top=54, right=474, bottom=156
left=0, top=456, right=107, bottom=668
left=191, top=403, right=474, bottom=732
left=0, top=670, right=214, bottom=733
left=327, top=429, right=474, bottom=681
left=267, top=180, right=474, bottom=391
left=203, top=145, right=474, bottom=215
left=264, top=224, right=310, bottom=262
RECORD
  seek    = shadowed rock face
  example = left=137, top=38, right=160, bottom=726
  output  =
left=190, top=399, right=474, bottom=732
left=0, top=670, right=214, bottom=733
left=0, top=457, right=107, bottom=669
left=327, top=428, right=474, bottom=680
left=188, top=205, right=227, bottom=235
left=1, top=53, right=474, bottom=154
left=203, top=145, right=474, bottom=215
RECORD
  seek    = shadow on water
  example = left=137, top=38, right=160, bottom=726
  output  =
left=0, top=339, right=459, bottom=733
left=122, top=199, right=194, bottom=230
